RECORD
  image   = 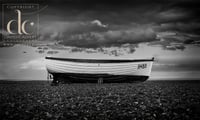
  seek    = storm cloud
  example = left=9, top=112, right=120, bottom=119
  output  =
left=1, top=0, right=200, bottom=50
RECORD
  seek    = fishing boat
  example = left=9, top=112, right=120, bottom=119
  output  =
left=45, top=57, right=154, bottom=84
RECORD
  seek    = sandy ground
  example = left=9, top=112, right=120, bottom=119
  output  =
left=0, top=80, right=200, bottom=120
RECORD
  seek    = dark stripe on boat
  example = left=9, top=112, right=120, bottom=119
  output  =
left=45, top=57, right=154, bottom=63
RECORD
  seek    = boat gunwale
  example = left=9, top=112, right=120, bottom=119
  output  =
left=45, top=57, right=154, bottom=63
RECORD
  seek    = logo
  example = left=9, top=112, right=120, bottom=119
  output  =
left=7, top=9, right=34, bottom=35
left=2, top=4, right=39, bottom=42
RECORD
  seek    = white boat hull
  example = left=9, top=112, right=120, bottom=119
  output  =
left=45, top=57, right=154, bottom=83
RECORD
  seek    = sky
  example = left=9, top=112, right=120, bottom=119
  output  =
left=0, top=0, right=200, bottom=80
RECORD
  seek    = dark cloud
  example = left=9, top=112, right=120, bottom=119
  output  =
left=36, top=0, right=199, bottom=24
left=154, top=22, right=200, bottom=34
left=39, top=21, right=156, bottom=48
left=1, top=0, right=200, bottom=50
left=38, top=0, right=200, bottom=49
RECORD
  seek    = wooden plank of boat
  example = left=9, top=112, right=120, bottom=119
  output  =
left=45, top=57, right=154, bottom=83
